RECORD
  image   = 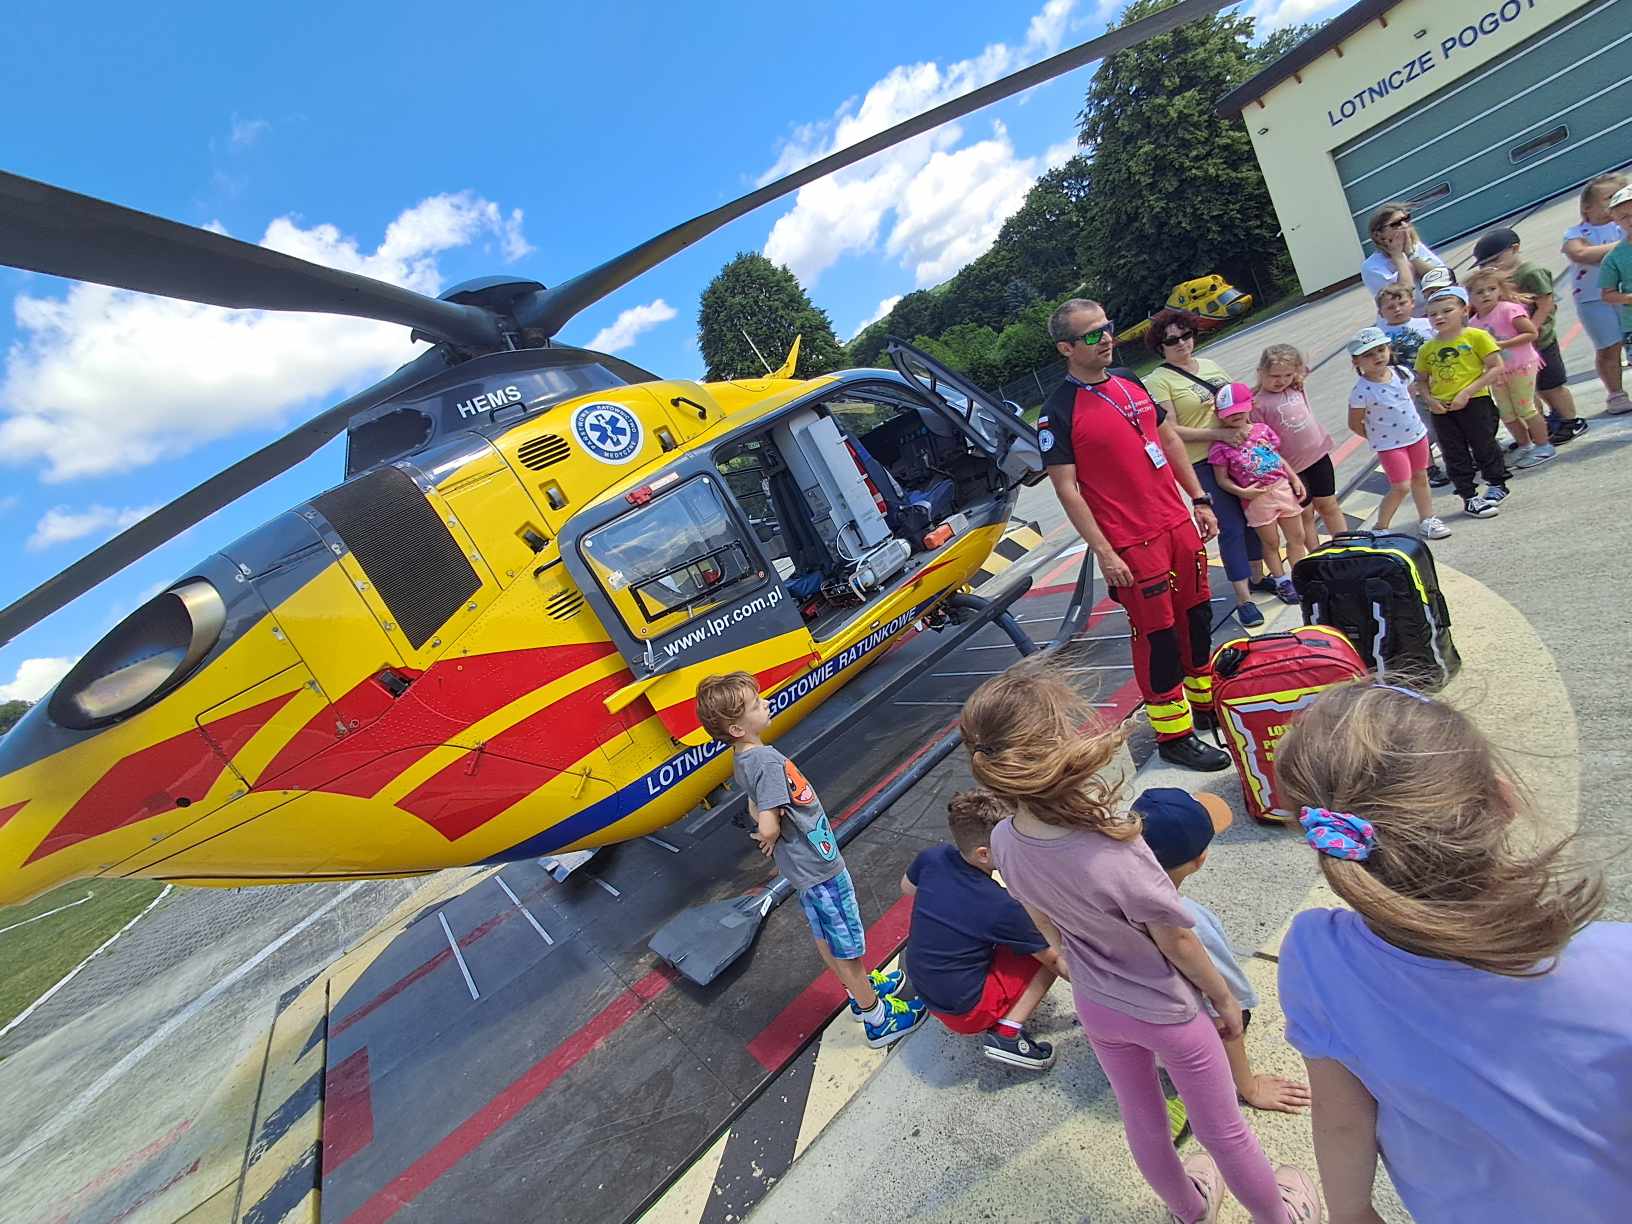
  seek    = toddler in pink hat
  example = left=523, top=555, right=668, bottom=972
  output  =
left=1207, top=383, right=1308, bottom=605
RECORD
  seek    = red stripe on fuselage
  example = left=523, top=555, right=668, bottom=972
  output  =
left=256, top=643, right=619, bottom=799
left=0, top=800, right=25, bottom=832
left=653, top=652, right=817, bottom=741
left=395, top=668, right=636, bottom=841
left=26, top=693, right=295, bottom=865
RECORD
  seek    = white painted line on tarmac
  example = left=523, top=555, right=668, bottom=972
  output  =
left=643, top=834, right=682, bottom=854
left=0, top=886, right=169, bottom=1044
left=493, top=875, right=554, bottom=946
left=588, top=874, right=622, bottom=898
left=0, top=880, right=363, bottom=1173
left=438, top=911, right=480, bottom=1000
left=0, top=891, right=94, bottom=937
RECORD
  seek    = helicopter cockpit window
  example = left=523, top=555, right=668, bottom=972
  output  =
left=344, top=408, right=436, bottom=476
left=580, top=478, right=756, bottom=635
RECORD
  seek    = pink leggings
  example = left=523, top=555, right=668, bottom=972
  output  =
left=1076, top=995, right=1286, bottom=1224
left=1376, top=435, right=1430, bottom=485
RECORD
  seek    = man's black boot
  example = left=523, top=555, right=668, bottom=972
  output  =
left=1157, top=733, right=1230, bottom=772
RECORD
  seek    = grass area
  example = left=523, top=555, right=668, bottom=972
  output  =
left=0, top=878, right=166, bottom=1033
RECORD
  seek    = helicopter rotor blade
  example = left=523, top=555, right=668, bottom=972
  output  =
left=0, top=346, right=453, bottom=648
left=516, top=0, right=1232, bottom=338
left=0, top=172, right=503, bottom=348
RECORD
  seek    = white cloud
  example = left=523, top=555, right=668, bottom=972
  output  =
left=230, top=115, right=271, bottom=149
left=0, top=657, right=74, bottom=702
left=884, top=123, right=1040, bottom=286
left=1245, top=0, right=1344, bottom=31
left=760, top=1, right=1080, bottom=287
left=852, top=295, right=903, bottom=339
left=27, top=504, right=157, bottom=552
left=0, top=192, right=533, bottom=482
left=585, top=299, right=678, bottom=353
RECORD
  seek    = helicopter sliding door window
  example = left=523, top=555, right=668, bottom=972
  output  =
left=580, top=477, right=758, bottom=637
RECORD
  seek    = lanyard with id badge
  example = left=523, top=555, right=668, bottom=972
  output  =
left=1082, top=379, right=1167, bottom=469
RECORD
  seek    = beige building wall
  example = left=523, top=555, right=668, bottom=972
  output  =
left=1240, top=0, right=1599, bottom=293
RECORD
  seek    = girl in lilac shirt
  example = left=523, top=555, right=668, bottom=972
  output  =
left=1277, top=683, right=1631, bottom=1223
left=968, top=663, right=1321, bottom=1224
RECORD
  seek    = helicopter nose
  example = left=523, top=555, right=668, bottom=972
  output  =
left=0, top=579, right=234, bottom=906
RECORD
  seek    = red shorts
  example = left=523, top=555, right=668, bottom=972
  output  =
left=930, top=946, right=1046, bottom=1035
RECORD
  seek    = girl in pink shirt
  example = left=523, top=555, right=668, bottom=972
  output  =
left=1251, top=345, right=1343, bottom=545
left=1467, top=267, right=1553, bottom=465
left=970, top=664, right=1321, bottom=1224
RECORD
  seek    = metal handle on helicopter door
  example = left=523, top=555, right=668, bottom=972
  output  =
left=672, top=396, right=708, bottom=420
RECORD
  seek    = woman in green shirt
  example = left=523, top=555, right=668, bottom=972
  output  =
left=1142, top=310, right=1269, bottom=626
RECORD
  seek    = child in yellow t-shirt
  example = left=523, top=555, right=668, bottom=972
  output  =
left=1413, top=287, right=1511, bottom=519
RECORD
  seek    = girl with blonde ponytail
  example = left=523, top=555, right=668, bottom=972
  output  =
left=966, top=662, right=1321, bottom=1224
left=1276, top=682, right=1631, bottom=1223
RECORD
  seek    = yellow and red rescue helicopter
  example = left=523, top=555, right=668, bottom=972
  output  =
left=0, top=1, right=1228, bottom=906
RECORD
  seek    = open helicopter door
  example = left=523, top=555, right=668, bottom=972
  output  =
left=560, top=453, right=818, bottom=747
left=885, top=338, right=1044, bottom=486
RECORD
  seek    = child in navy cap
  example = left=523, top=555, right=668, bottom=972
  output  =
left=1136, top=787, right=1310, bottom=1113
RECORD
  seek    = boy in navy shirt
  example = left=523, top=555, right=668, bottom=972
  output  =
left=901, top=790, right=1068, bottom=1069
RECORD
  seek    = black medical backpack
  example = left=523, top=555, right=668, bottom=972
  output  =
left=1291, top=531, right=1460, bottom=690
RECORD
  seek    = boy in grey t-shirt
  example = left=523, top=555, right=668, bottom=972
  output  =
left=696, top=671, right=928, bottom=1048
left=1136, top=788, right=1311, bottom=1114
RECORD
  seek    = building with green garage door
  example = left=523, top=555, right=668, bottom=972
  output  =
left=1218, top=0, right=1630, bottom=295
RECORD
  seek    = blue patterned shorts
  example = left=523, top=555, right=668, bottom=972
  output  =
left=797, top=868, right=865, bottom=960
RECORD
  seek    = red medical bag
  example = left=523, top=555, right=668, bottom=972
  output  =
left=1208, top=626, right=1367, bottom=823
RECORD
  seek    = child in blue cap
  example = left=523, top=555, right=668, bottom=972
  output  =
left=1136, top=787, right=1310, bottom=1114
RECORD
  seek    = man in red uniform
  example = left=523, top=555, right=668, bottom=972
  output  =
left=1039, top=298, right=1230, bottom=771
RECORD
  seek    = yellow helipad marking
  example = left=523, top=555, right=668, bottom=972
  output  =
left=793, top=953, right=901, bottom=1159
left=636, top=1131, right=730, bottom=1224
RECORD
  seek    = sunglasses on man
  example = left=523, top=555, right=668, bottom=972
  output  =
left=1160, top=330, right=1195, bottom=347
left=1072, top=325, right=1115, bottom=346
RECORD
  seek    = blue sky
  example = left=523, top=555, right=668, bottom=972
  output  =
left=0, top=0, right=1341, bottom=698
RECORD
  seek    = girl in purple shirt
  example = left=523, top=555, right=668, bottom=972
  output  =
left=1277, top=683, right=1632, bottom=1223
left=966, top=663, right=1321, bottom=1224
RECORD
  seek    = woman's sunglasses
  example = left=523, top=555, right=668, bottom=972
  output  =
left=1384, top=215, right=1412, bottom=230
left=1161, top=330, right=1195, bottom=347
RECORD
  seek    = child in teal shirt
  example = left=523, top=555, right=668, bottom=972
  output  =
left=1599, top=186, right=1632, bottom=357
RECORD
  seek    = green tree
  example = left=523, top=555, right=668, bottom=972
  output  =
left=1074, top=0, right=1294, bottom=324
left=697, top=253, right=846, bottom=381
left=1250, top=21, right=1327, bottom=68
left=0, top=701, right=30, bottom=737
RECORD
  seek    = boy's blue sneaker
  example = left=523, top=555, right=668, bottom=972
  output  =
left=864, top=993, right=929, bottom=1048
left=848, top=968, right=906, bottom=1019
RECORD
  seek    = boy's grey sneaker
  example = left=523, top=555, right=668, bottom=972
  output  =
left=1514, top=443, right=1554, bottom=469
left=1483, top=484, right=1510, bottom=504
left=864, top=993, right=928, bottom=1048
left=1605, top=392, right=1632, bottom=416
left=1463, top=496, right=1499, bottom=519
left=982, top=1027, right=1055, bottom=1070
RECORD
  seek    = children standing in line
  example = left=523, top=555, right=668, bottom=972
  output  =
left=1346, top=328, right=1450, bottom=538
left=1208, top=383, right=1308, bottom=605
left=1135, top=788, right=1310, bottom=1115
left=966, top=664, right=1323, bottom=1224
left=901, top=789, right=1066, bottom=1069
left=1466, top=268, right=1554, bottom=468
left=1276, top=683, right=1632, bottom=1224
left=1413, top=288, right=1510, bottom=520
left=696, top=671, right=928, bottom=1048
left=1374, top=286, right=1450, bottom=488
left=1562, top=174, right=1629, bottom=413
left=1250, top=346, right=1344, bottom=545
left=1472, top=227, right=1585, bottom=443
left=1598, top=185, right=1632, bottom=412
